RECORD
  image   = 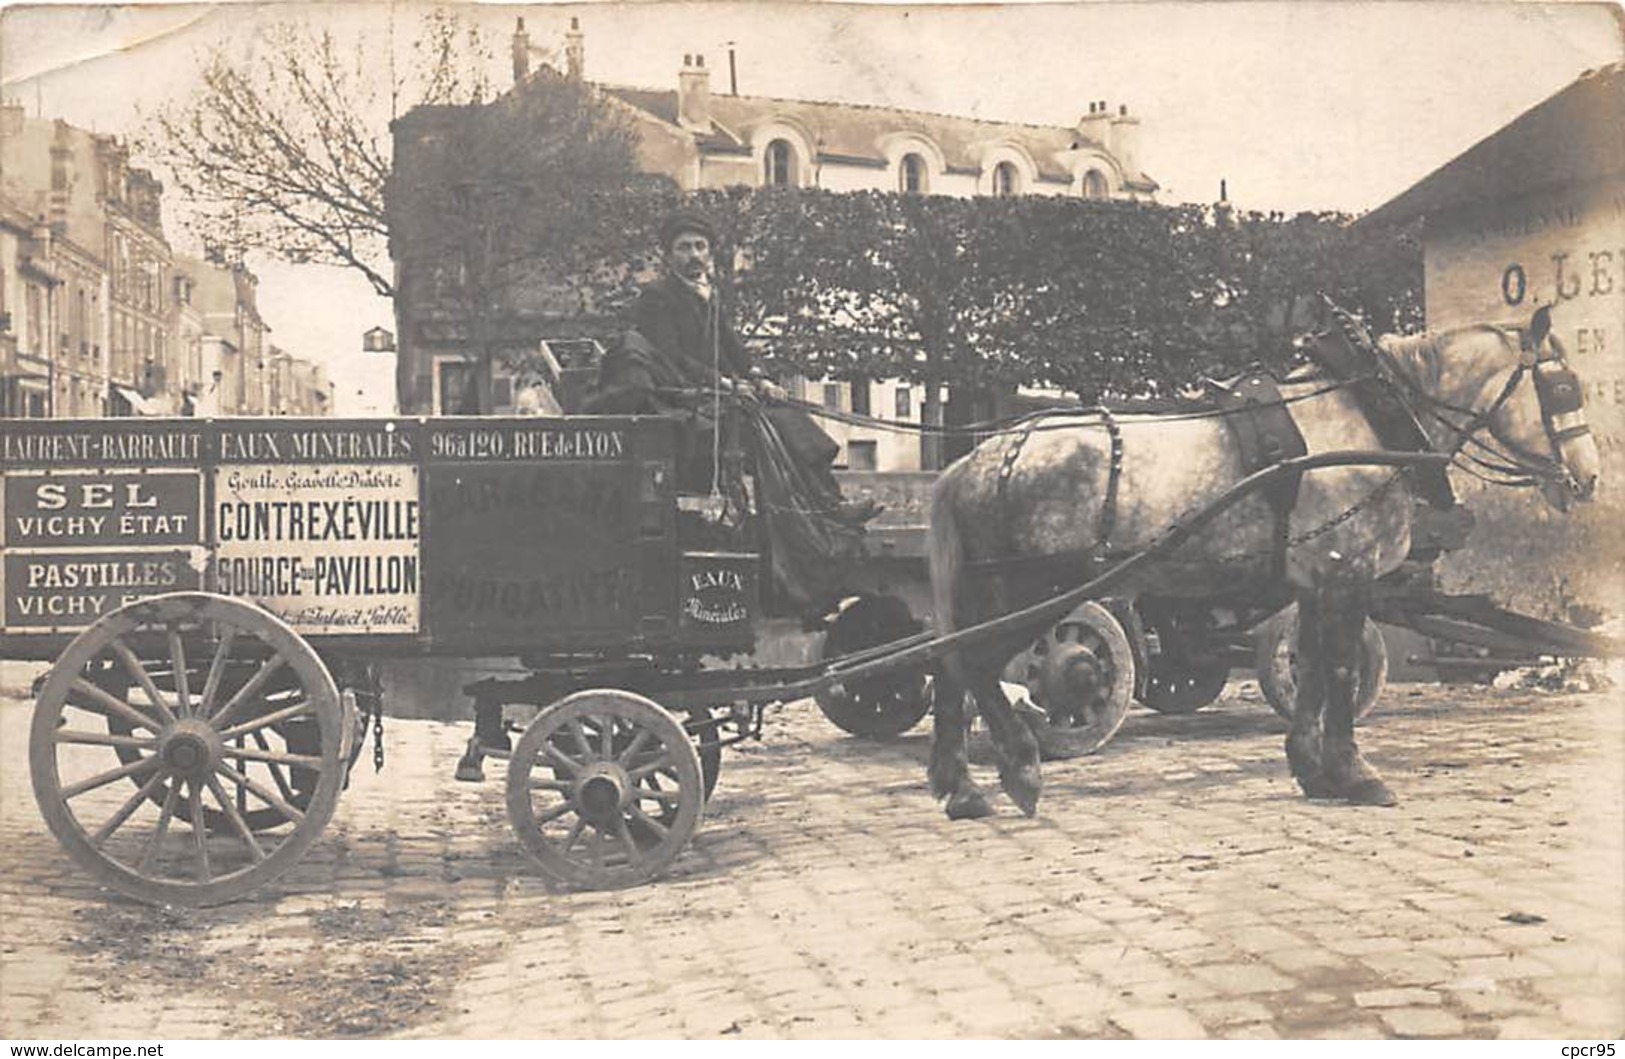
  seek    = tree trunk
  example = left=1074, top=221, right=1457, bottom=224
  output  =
left=920, top=360, right=944, bottom=472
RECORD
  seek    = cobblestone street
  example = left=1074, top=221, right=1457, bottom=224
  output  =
left=1, top=676, right=1621, bottom=1040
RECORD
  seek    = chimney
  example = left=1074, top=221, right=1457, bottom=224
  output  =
left=1109, top=103, right=1140, bottom=182
left=678, top=54, right=711, bottom=131
left=565, top=17, right=584, bottom=81
left=1076, top=99, right=1111, bottom=146
left=512, top=17, right=530, bottom=84
left=727, top=41, right=738, bottom=96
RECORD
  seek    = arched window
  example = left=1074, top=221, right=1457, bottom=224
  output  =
left=1082, top=169, right=1109, bottom=199
left=992, top=161, right=1020, bottom=197
left=765, top=139, right=797, bottom=187
left=899, top=153, right=927, bottom=194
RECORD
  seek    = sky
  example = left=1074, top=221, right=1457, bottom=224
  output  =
left=2, top=0, right=1621, bottom=414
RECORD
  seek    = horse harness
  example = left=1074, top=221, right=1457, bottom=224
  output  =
left=1308, top=311, right=1457, bottom=507
left=1314, top=302, right=1588, bottom=493
left=994, top=375, right=1309, bottom=577
left=1426, top=329, right=1589, bottom=489
left=1206, top=372, right=1309, bottom=578
left=995, top=407, right=1124, bottom=560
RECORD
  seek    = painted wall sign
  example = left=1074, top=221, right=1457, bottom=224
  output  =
left=0, top=427, right=205, bottom=466
left=1425, top=179, right=1625, bottom=615
left=420, top=462, right=637, bottom=639
left=3, top=550, right=201, bottom=627
left=213, top=463, right=421, bottom=634
left=216, top=423, right=417, bottom=464
left=4, top=472, right=202, bottom=547
left=428, top=423, right=630, bottom=462
left=678, top=552, right=757, bottom=647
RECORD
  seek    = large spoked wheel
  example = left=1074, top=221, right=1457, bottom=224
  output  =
left=813, top=594, right=931, bottom=739
left=506, top=690, right=703, bottom=890
left=1139, top=605, right=1232, bottom=715
left=1255, top=603, right=1388, bottom=723
left=30, top=592, right=344, bottom=907
left=1003, top=601, right=1135, bottom=760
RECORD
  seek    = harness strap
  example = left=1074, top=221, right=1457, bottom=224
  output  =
left=1310, top=310, right=1457, bottom=508
left=995, top=415, right=1040, bottom=558
left=1096, top=409, right=1123, bottom=555
left=994, top=409, right=1124, bottom=563
left=1207, top=371, right=1308, bottom=580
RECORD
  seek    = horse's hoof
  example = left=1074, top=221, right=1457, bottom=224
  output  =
left=946, top=790, right=994, bottom=820
left=996, top=761, right=1042, bottom=818
left=1343, top=777, right=1398, bottom=807
left=1285, top=732, right=1322, bottom=778
left=1293, top=770, right=1338, bottom=800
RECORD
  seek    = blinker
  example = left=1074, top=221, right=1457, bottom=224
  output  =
left=1534, top=363, right=1583, bottom=418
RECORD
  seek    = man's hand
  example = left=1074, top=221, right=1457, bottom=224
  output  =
left=753, top=378, right=788, bottom=402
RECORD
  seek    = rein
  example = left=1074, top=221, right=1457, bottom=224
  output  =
left=1371, top=328, right=1586, bottom=493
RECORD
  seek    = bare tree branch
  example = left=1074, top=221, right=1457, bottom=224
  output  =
left=141, top=10, right=495, bottom=297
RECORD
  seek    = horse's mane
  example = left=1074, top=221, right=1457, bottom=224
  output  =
left=1377, top=323, right=1517, bottom=394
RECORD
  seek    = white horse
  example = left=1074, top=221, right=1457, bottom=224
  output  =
left=926, top=306, right=1600, bottom=819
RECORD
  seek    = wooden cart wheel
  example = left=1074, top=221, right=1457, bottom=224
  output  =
left=103, top=669, right=326, bottom=832
left=1255, top=603, right=1388, bottom=723
left=813, top=594, right=931, bottom=739
left=1003, top=601, right=1135, bottom=760
left=507, top=690, right=703, bottom=890
left=30, top=592, right=343, bottom=907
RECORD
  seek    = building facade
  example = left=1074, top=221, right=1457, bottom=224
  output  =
left=2, top=106, right=329, bottom=420
left=391, top=18, right=1156, bottom=466
left=0, top=195, right=59, bottom=417
left=1361, top=63, right=1623, bottom=618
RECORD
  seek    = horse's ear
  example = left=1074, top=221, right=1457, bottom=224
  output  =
left=1525, top=305, right=1553, bottom=361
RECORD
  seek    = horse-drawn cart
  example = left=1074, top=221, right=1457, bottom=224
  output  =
left=0, top=411, right=1445, bottom=905
left=9, top=300, right=1614, bottom=904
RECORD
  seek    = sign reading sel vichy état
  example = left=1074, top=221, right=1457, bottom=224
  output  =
left=2, top=471, right=204, bottom=627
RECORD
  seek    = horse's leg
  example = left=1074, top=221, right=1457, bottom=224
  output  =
left=1317, top=563, right=1397, bottom=807
left=968, top=664, right=1042, bottom=817
left=928, top=660, right=994, bottom=820
left=1284, top=589, right=1332, bottom=798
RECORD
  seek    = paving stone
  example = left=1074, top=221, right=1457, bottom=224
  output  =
left=0, top=686, right=1619, bottom=1040
left=1223, top=1021, right=1281, bottom=1039
left=1187, top=961, right=1297, bottom=994
left=1109, top=1005, right=1209, bottom=1039
left=1354, top=987, right=1443, bottom=1008
left=1376, top=1006, right=1468, bottom=1037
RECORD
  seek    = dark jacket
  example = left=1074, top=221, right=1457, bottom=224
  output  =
left=590, top=272, right=860, bottom=607
left=632, top=275, right=753, bottom=383
left=595, top=274, right=840, bottom=477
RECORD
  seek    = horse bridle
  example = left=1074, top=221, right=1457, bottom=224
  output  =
left=1378, top=325, right=1590, bottom=492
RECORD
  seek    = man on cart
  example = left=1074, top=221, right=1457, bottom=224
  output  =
left=589, top=209, right=881, bottom=603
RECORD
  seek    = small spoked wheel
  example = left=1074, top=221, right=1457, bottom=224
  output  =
left=1139, top=606, right=1231, bottom=715
left=506, top=690, right=703, bottom=890
left=1255, top=603, right=1388, bottom=723
left=813, top=594, right=932, bottom=739
left=1140, top=655, right=1230, bottom=714
left=1003, top=601, right=1135, bottom=760
left=29, top=592, right=344, bottom=907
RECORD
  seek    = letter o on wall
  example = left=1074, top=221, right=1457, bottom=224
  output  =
left=1502, top=263, right=1527, bottom=306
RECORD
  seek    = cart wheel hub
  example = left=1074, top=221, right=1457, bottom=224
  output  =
left=159, top=720, right=220, bottom=778
left=576, top=768, right=629, bottom=825
left=1039, top=642, right=1102, bottom=716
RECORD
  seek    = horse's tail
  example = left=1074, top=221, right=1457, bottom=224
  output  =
left=927, top=475, right=966, bottom=681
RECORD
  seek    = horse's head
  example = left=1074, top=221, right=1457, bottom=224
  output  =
left=1482, top=306, right=1600, bottom=511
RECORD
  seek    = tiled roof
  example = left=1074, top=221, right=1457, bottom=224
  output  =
left=600, top=84, right=1154, bottom=188
left=1361, top=63, right=1623, bottom=227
